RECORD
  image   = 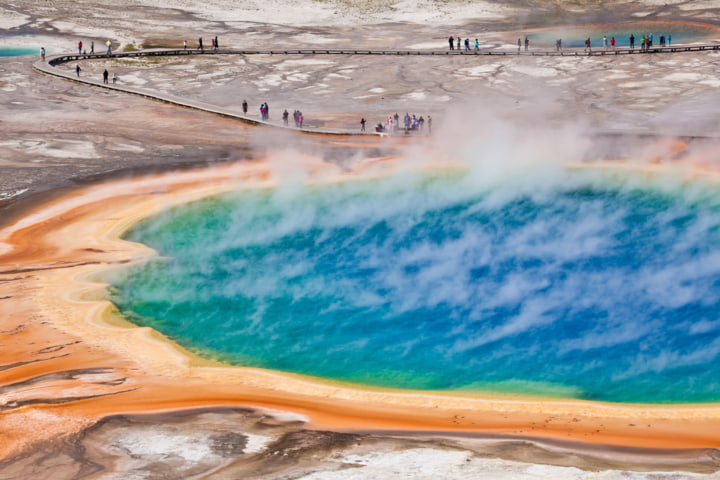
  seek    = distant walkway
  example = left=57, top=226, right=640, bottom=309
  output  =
left=32, top=44, right=720, bottom=136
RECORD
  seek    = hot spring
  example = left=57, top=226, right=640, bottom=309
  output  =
left=0, top=46, right=42, bottom=57
left=526, top=21, right=720, bottom=48
left=111, top=166, right=720, bottom=404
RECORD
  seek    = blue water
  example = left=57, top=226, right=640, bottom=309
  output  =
left=0, top=46, right=42, bottom=57
left=111, top=169, right=720, bottom=403
left=526, top=21, right=717, bottom=48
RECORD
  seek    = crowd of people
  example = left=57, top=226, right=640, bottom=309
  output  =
left=373, top=112, right=432, bottom=134
left=444, top=32, right=674, bottom=53
left=448, top=36, right=480, bottom=52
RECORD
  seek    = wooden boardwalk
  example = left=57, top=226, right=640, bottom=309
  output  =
left=32, top=44, right=720, bottom=137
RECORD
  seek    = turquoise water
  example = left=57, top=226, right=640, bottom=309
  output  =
left=111, top=169, right=720, bottom=403
left=0, top=46, right=41, bottom=57
left=527, top=21, right=718, bottom=48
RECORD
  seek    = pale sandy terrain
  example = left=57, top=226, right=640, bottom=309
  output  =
left=2, top=0, right=720, bottom=478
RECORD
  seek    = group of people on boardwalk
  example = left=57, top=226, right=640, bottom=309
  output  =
left=630, top=33, right=671, bottom=50
left=373, top=112, right=431, bottom=134
left=448, top=36, right=480, bottom=52
left=582, top=32, right=672, bottom=51
left=259, top=102, right=270, bottom=121
left=75, top=39, right=113, bottom=56
left=195, top=36, right=219, bottom=52
left=517, top=36, right=530, bottom=52
left=283, top=109, right=304, bottom=127
left=445, top=32, right=674, bottom=53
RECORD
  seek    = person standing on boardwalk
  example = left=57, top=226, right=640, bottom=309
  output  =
left=198, top=37, right=203, bottom=52
left=242, top=99, right=248, bottom=114
left=360, top=117, right=366, bottom=132
left=610, top=37, right=615, bottom=49
left=457, top=36, right=461, bottom=51
left=517, top=38, right=521, bottom=52
left=40, top=47, right=45, bottom=61
left=524, top=36, right=529, bottom=51
left=602, top=35, right=607, bottom=50
left=427, top=115, right=432, bottom=134
left=112, top=72, right=118, bottom=84
left=668, top=34, right=671, bottom=46
left=448, top=36, right=454, bottom=50
left=474, top=38, right=479, bottom=52
left=106, top=40, right=112, bottom=54
left=464, top=38, right=470, bottom=51
left=214, top=36, right=219, bottom=50
left=78, top=41, right=83, bottom=55
left=283, top=109, right=289, bottom=126
left=183, top=40, right=187, bottom=50
left=630, top=34, right=635, bottom=49
left=103, top=69, right=109, bottom=84
left=584, top=37, right=591, bottom=52
left=75, top=64, right=81, bottom=77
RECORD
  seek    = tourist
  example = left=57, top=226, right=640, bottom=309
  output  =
left=40, top=47, right=45, bottom=61
left=668, top=34, right=672, bottom=46
left=640, top=35, right=646, bottom=51
left=386, top=116, right=392, bottom=131
left=183, top=40, right=187, bottom=50
left=649, top=33, right=653, bottom=47
left=283, top=109, right=289, bottom=126
left=464, top=38, right=470, bottom=52
left=112, top=72, right=118, bottom=84
left=474, top=38, right=479, bottom=52
left=630, top=34, right=635, bottom=49
left=298, top=111, right=303, bottom=128
left=457, top=36, right=461, bottom=51
left=242, top=99, right=248, bottom=114
left=215, top=36, right=219, bottom=50
left=448, top=36, right=454, bottom=50
left=611, top=37, right=615, bottom=48
left=524, top=36, right=529, bottom=51
left=198, top=37, right=203, bottom=52
left=556, top=39, right=561, bottom=51
left=403, top=113, right=410, bottom=130
left=360, top=117, right=366, bottom=132
left=419, top=116, right=424, bottom=131
left=102, top=69, right=109, bottom=84
left=584, top=37, right=591, bottom=52
left=77, top=41, right=82, bottom=55
left=75, top=64, right=81, bottom=77
left=517, top=38, right=521, bottom=52
left=660, top=35, right=665, bottom=46
left=427, top=115, right=432, bottom=134
left=603, top=35, right=607, bottom=50
left=106, top=40, right=112, bottom=54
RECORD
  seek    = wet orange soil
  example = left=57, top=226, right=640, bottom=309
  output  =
left=1, top=155, right=720, bottom=462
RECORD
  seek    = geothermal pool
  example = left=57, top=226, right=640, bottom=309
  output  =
left=0, top=46, right=41, bottom=57
left=111, top=168, right=720, bottom=404
left=526, top=21, right=720, bottom=48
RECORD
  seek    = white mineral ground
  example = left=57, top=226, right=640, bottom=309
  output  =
left=2, top=0, right=720, bottom=478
